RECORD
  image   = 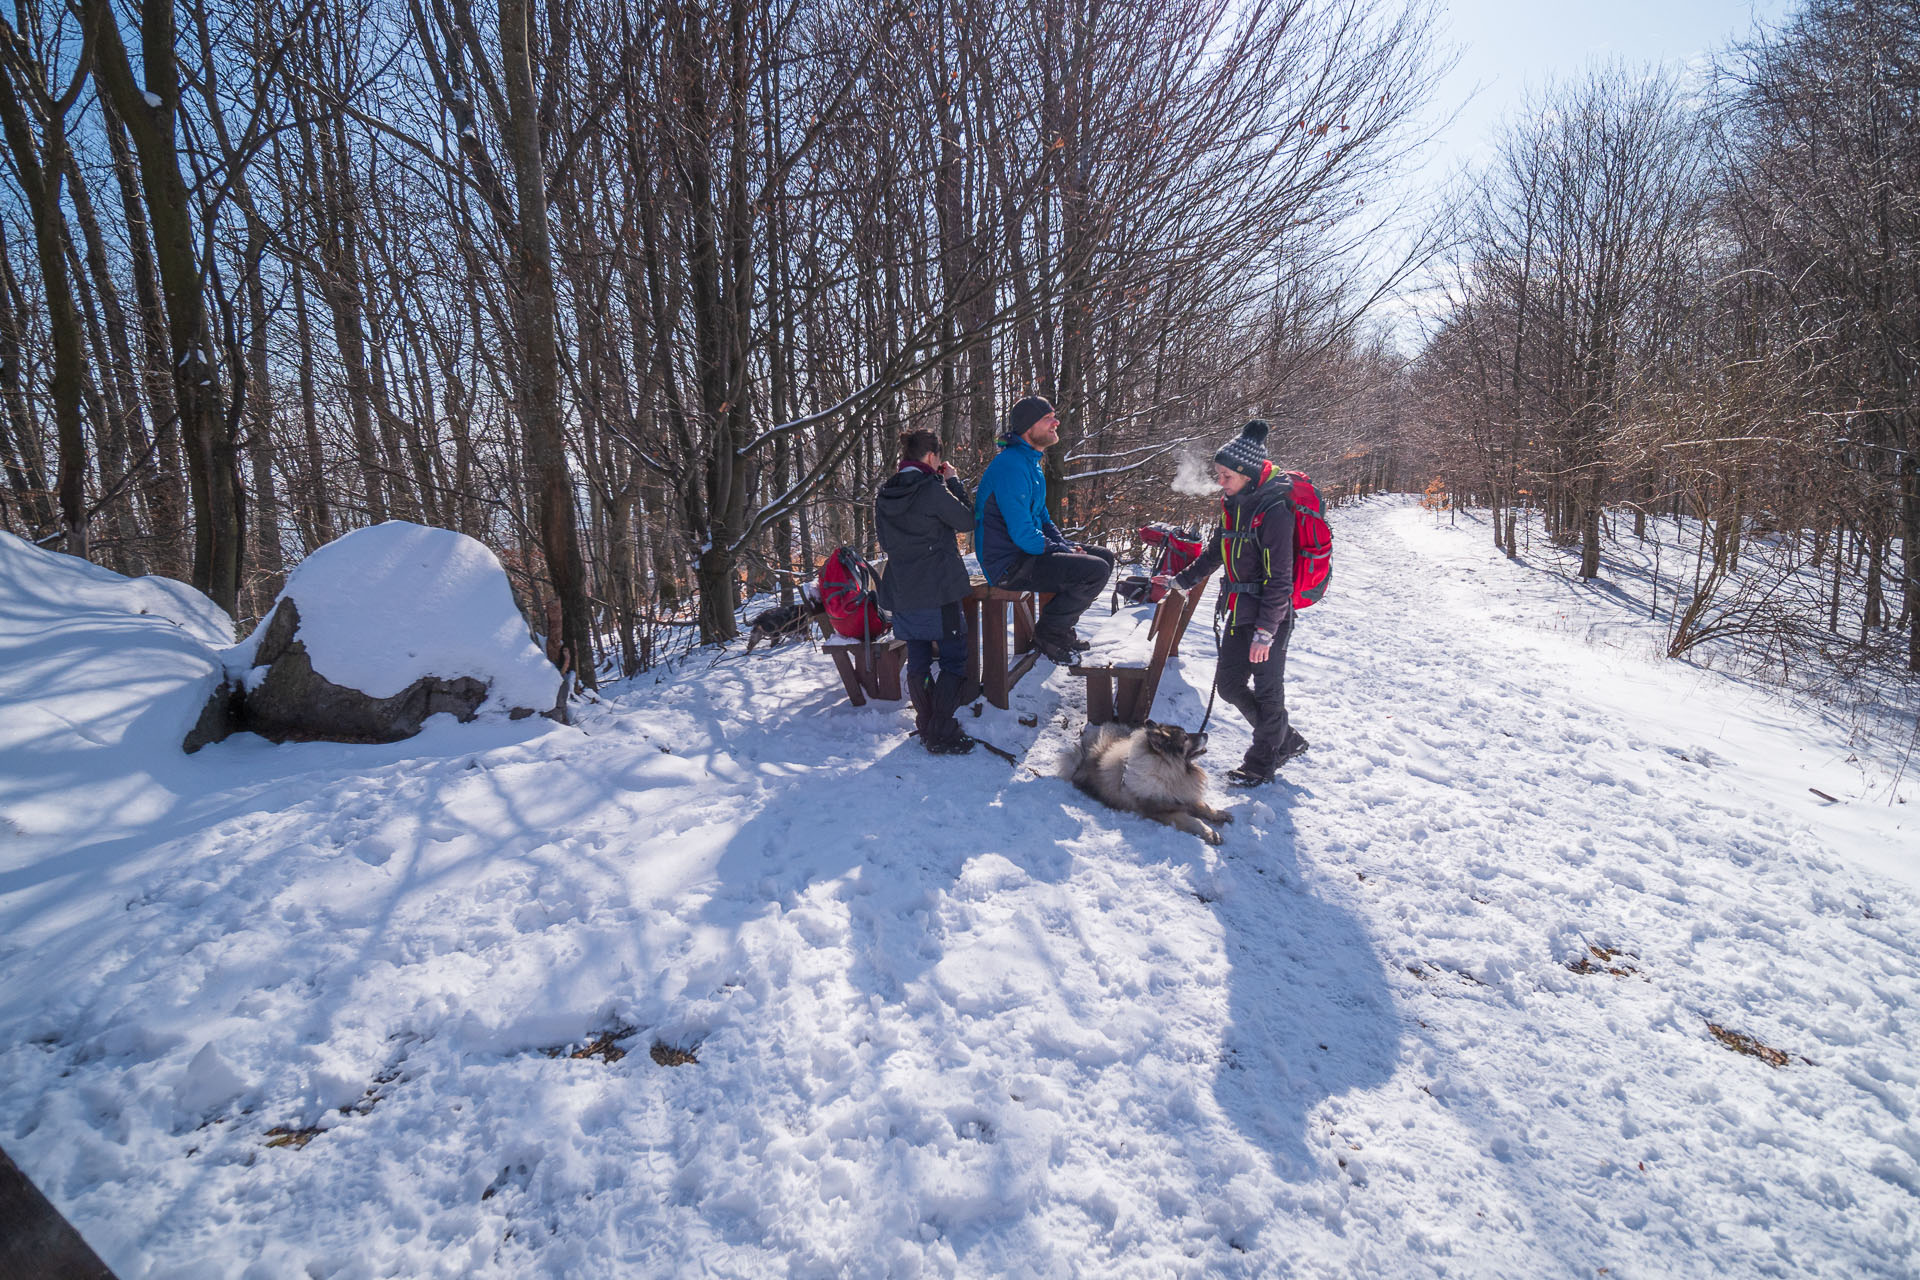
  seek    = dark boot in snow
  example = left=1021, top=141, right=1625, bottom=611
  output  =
left=1226, top=745, right=1278, bottom=787
left=926, top=671, right=976, bottom=754
left=1033, top=629, right=1077, bottom=665
left=1229, top=727, right=1308, bottom=785
left=909, top=678, right=937, bottom=746
left=1276, top=728, right=1310, bottom=767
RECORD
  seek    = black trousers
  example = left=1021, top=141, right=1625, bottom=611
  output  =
left=996, top=545, right=1115, bottom=641
left=1215, top=613, right=1301, bottom=771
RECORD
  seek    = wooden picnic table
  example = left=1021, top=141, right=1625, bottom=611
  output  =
left=961, top=579, right=1051, bottom=710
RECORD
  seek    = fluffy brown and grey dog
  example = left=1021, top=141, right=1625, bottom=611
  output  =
left=1068, top=721, right=1234, bottom=845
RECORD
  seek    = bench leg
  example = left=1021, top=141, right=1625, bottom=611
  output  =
left=1115, top=672, right=1149, bottom=724
left=830, top=649, right=867, bottom=706
left=1085, top=674, right=1116, bottom=725
left=1170, top=587, right=1205, bottom=657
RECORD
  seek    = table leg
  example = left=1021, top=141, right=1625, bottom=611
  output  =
left=1013, top=594, right=1035, bottom=654
left=984, top=596, right=1010, bottom=709
left=875, top=644, right=905, bottom=701
left=963, top=595, right=983, bottom=693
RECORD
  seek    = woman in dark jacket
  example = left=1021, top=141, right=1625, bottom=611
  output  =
left=1157, top=419, right=1309, bottom=785
left=875, top=429, right=976, bottom=754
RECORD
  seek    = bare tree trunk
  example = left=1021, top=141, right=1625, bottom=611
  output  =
left=0, top=222, right=55, bottom=532
left=84, top=0, right=246, bottom=621
left=99, top=95, right=187, bottom=576
left=0, top=35, right=90, bottom=558
left=499, top=0, right=594, bottom=685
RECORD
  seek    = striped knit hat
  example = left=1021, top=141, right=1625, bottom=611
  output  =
left=1214, top=419, right=1270, bottom=480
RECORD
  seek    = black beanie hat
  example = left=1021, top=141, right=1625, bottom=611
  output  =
left=1214, top=419, right=1271, bottom=480
left=1006, top=395, right=1055, bottom=441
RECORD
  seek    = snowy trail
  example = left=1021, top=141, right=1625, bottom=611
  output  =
left=1, top=500, right=1917, bottom=1278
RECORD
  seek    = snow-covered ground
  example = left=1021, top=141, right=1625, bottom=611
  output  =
left=2, top=498, right=1916, bottom=1279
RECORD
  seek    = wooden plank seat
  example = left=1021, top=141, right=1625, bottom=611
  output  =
left=1069, top=571, right=1215, bottom=726
left=960, top=581, right=1052, bottom=710
left=814, top=617, right=906, bottom=707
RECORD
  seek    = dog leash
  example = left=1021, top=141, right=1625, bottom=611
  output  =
left=1196, top=604, right=1222, bottom=736
left=907, top=726, right=1019, bottom=764
left=1194, top=519, right=1225, bottom=736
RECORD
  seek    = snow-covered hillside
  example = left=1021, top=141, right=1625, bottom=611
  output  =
left=2, top=499, right=1916, bottom=1279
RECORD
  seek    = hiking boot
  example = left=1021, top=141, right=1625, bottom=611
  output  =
left=1276, top=729, right=1310, bottom=767
left=1034, top=632, right=1078, bottom=664
left=1225, top=765, right=1276, bottom=787
left=927, top=672, right=977, bottom=754
left=927, top=723, right=977, bottom=755
left=908, top=679, right=936, bottom=741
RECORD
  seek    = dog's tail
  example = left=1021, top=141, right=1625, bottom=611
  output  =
left=1063, top=722, right=1120, bottom=793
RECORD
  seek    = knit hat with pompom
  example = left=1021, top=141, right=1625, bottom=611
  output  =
left=1214, top=419, right=1270, bottom=480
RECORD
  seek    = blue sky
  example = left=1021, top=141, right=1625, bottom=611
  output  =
left=1421, top=0, right=1791, bottom=175
left=1377, top=0, right=1793, bottom=342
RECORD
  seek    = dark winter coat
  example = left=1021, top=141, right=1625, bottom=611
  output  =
left=1174, top=465, right=1294, bottom=634
left=875, top=463, right=974, bottom=613
left=973, top=436, right=1070, bottom=583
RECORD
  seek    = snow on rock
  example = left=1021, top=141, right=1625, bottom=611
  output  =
left=186, top=522, right=565, bottom=748
left=0, top=531, right=232, bottom=838
left=0, top=531, right=233, bottom=649
left=234, top=521, right=561, bottom=712
left=1, top=499, right=1916, bottom=1278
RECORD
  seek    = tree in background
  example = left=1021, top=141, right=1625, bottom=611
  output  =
left=0, top=0, right=1440, bottom=672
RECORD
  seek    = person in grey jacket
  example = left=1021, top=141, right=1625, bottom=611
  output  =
left=1155, top=419, right=1308, bottom=784
left=876, top=429, right=976, bottom=755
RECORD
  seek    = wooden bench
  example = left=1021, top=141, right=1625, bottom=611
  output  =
left=961, top=582, right=1051, bottom=710
left=810, top=581, right=1048, bottom=712
left=815, top=618, right=906, bottom=706
left=1068, top=573, right=1214, bottom=726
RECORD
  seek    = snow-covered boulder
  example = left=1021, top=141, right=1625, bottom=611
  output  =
left=0, top=532, right=236, bottom=829
left=186, top=522, right=565, bottom=751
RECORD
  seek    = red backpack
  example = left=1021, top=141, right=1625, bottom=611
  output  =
left=1113, top=523, right=1207, bottom=607
left=817, top=547, right=888, bottom=640
left=1144, top=524, right=1206, bottom=589
left=1274, top=469, right=1332, bottom=608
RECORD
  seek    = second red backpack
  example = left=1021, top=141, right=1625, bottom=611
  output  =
left=1274, top=469, right=1332, bottom=609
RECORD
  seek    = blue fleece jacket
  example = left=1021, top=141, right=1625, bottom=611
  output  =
left=974, top=436, right=1069, bottom=583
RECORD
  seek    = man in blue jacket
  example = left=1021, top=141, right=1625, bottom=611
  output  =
left=974, top=396, right=1114, bottom=663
